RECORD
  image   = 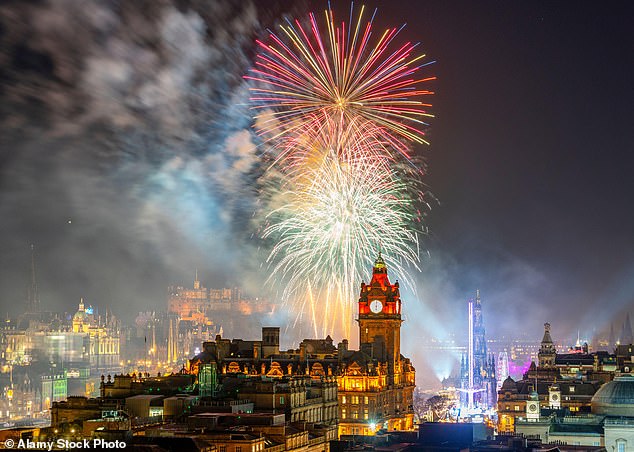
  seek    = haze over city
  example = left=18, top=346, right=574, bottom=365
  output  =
left=1, top=0, right=632, bottom=387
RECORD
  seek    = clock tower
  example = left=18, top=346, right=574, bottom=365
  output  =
left=358, top=252, right=403, bottom=374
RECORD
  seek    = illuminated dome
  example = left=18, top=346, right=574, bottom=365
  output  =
left=591, top=375, right=634, bottom=416
left=73, top=310, right=88, bottom=322
left=72, top=298, right=94, bottom=331
left=73, top=298, right=87, bottom=320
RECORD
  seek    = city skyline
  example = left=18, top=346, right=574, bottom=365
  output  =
left=1, top=0, right=632, bottom=367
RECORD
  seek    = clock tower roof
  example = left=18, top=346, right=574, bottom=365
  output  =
left=370, top=251, right=391, bottom=287
left=359, top=252, right=401, bottom=316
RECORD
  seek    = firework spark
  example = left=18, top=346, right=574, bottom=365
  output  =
left=250, top=4, right=434, bottom=341
left=246, top=4, right=435, bottom=160
left=263, top=149, right=421, bottom=339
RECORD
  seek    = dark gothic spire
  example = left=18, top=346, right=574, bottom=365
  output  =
left=542, top=322, right=554, bottom=346
left=26, top=244, right=40, bottom=313
left=620, top=313, right=633, bottom=345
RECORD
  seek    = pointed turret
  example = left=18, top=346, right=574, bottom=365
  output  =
left=542, top=322, right=554, bottom=345
left=538, top=322, right=556, bottom=368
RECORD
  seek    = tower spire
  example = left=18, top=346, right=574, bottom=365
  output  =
left=621, top=313, right=633, bottom=345
left=27, top=244, right=40, bottom=313
left=194, top=269, right=200, bottom=290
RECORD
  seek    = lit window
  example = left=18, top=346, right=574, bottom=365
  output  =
left=279, top=396, right=285, bottom=405
left=514, top=405, right=520, bottom=411
left=569, top=386, right=575, bottom=393
left=364, top=396, right=369, bottom=404
left=342, top=396, right=346, bottom=404
left=342, top=409, right=346, bottom=419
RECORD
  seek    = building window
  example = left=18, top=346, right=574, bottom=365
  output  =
left=616, top=439, right=626, bottom=452
left=351, top=396, right=359, bottom=404
left=279, top=396, right=285, bottom=405
left=364, top=396, right=369, bottom=405
left=514, top=406, right=520, bottom=411
left=236, top=447, right=242, bottom=452
left=342, top=409, right=346, bottom=419
left=353, top=410, right=359, bottom=419
left=342, top=396, right=346, bottom=404
left=364, top=409, right=369, bottom=420
left=569, top=386, right=575, bottom=393
left=219, top=447, right=226, bottom=452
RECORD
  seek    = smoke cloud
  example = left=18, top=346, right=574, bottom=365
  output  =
left=0, top=0, right=264, bottom=318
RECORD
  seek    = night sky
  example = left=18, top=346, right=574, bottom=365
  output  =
left=388, top=1, right=634, bottom=344
left=0, top=0, right=633, bottom=366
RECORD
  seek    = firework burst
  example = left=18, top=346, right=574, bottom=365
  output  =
left=246, top=3, right=435, bottom=160
left=263, top=149, right=422, bottom=339
left=249, top=4, right=434, bottom=341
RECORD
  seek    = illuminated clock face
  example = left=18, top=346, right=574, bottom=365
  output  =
left=528, top=403, right=538, bottom=412
left=551, top=394, right=559, bottom=401
left=370, top=300, right=383, bottom=313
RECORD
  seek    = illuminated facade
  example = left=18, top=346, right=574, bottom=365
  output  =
left=167, top=274, right=209, bottom=322
left=188, top=253, right=416, bottom=438
left=72, top=299, right=120, bottom=374
left=168, top=275, right=274, bottom=325
left=338, top=253, right=416, bottom=436
left=497, top=323, right=615, bottom=434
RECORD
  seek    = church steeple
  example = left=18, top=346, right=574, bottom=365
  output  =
left=26, top=244, right=40, bottom=313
